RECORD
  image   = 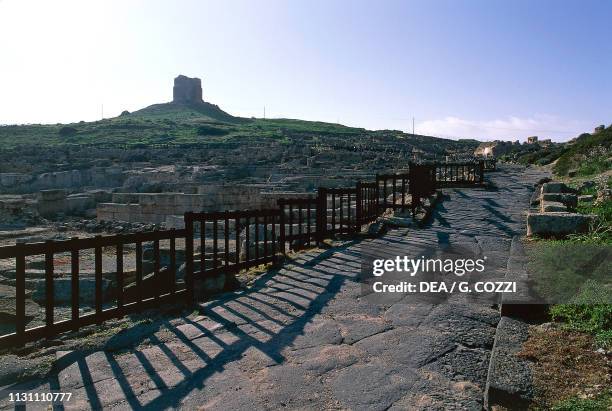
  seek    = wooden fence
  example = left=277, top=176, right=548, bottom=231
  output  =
left=482, top=158, right=497, bottom=171
left=0, top=160, right=490, bottom=348
left=0, top=229, right=186, bottom=348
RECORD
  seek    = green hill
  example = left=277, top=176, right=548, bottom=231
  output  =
left=132, top=101, right=244, bottom=124
left=0, top=102, right=477, bottom=155
left=553, top=126, right=612, bottom=176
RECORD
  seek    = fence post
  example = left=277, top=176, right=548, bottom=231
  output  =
left=94, top=236, right=103, bottom=324
left=15, top=241, right=25, bottom=347
left=184, top=212, right=195, bottom=304
left=278, top=200, right=286, bottom=255
left=374, top=175, right=381, bottom=216
left=44, top=240, right=54, bottom=338
left=316, top=187, right=327, bottom=245
left=355, top=181, right=363, bottom=233
left=478, top=160, right=485, bottom=185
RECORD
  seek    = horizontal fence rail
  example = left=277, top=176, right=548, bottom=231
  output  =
left=0, top=160, right=493, bottom=348
left=356, top=181, right=379, bottom=227
left=184, top=209, right=282, bottom=298
left=433, top=162, right=484, bottom=187
left=482, top=158, right=497, bottom=171
left=0, top=229, right=186, bottom=347
left=278, top=197, right=318, bottom=251
left=376, top=172, right=411, bottom=212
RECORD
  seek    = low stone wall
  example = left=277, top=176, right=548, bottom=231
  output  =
left=2, top=167, right=125, bottom=194
left=97, top=186, right=315, bottom=224
left=527, top=182, right=596, bottom=237
left=36, top=189, right=109, bottom=218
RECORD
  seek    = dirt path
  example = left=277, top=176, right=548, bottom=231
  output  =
left=0, top=165, right=548, bottom=411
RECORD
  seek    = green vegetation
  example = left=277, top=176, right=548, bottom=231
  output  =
left=553, top=126, right=612, bottom=176
left=527, top=241, right=610, bottom=301
left=549, top=281, right=612, bottom=349
left=58, top=126, right=78, bottom=137
left=577, top=197, right=612, bottom=225
left=0, top=102, right=477, bottom=157
left=196, top=124, right=231, bottom=136
left=551, top=390, right=612, bottom=411
left=513, top=145, right=566, bottom=166
left=0, top=105, right=370, bottom=148
left=547, top=198, right=612, bottom=350
left=498, top=125, right=611, bottom=178
left=530, top=172, right=612, bottom=350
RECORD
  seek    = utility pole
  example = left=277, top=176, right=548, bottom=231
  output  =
left=412, top=117, right=415, bottom=135
left=101, top=104, right=104, bottom=120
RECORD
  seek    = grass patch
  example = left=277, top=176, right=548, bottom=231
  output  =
left=549, top=280, right=612, bottom=349
left=526, top=241, right=611, bottom=302
left=553, top=127, right=612, bottom=176
left=551, top=390, right=612, bottom=411
left=577, top=198, right=612, bottom=225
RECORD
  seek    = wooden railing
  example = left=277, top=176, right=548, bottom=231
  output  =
left=483, top=158, right=497, bottom=171
left=0, top=160, right=491, bottom=348
left=433, top=162, right=485, bottom=187
left=0, top=229, right=186, bottom=348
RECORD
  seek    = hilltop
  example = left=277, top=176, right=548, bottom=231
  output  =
left=0, top=75, right=478, bottom=156
left=0, top=74, right=486, bottom=207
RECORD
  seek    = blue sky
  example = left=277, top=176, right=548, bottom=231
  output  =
left=1, top=0, right=610, bottom=141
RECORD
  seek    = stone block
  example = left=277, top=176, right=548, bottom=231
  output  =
left=165, top=215, right=185, bottom=229
left=38, top=189, right=68, bottom=201
left=32, top=278, right=112, bottom=304
left=66, top=196, right=95, bottom=215
left=86, top=189, right=112, bottom=203
left=484, top=317, right=533, bottom=410
left=540, top=201, right=566, bottom=212
left=540, top=182, right=576, bottom=194
left=541, top=193, right=577, bottom=209
left=527, top=212, right=596, bottom=237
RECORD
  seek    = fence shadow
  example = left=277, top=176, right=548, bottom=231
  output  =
left=3, top=241, right=361, bottom=410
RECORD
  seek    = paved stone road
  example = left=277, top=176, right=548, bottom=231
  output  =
left=1, top=165, right=547, bottom=411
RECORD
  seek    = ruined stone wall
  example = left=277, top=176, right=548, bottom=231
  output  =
left=97, top=187, right=315, bottom=224
left=1, top=167, right=125, bottom=193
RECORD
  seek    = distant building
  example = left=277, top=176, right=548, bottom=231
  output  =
left=527, top=136, right=538, bottom=144
left=540, top=139, right=552, bottom=147
left=594, top=125, right=605, bottom=134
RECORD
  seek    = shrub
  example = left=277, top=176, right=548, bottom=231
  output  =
left=551, top=390, right=611, bottom=411
left=553, top=129, right=612, bottom=176
left=550, top=280, right=612, bottom=349
left=58, top=126, right=78, bottom=137
left=196, top=125, right=229, bottom=136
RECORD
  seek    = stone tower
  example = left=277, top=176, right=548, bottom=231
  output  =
left=172, top=75, right=203, bottom=104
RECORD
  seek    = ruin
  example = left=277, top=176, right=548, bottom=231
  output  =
left=172, top=74, right=203, bottom=104
left=527, top=181, right=596, bottom=236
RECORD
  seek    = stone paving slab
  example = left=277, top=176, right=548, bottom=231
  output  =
left=0, top=165, right=548, bottom=411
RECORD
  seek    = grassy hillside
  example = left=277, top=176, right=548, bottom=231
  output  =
left=0, top=111, right=359, bottom=148
left=497, top=125, right=611, bottom=177
left=0, top=102, right=477, bottom=154
left=553, top=126, right=612, bottom=176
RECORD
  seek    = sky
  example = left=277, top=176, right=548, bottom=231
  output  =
left=1, top=0, right=611, bottom=142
